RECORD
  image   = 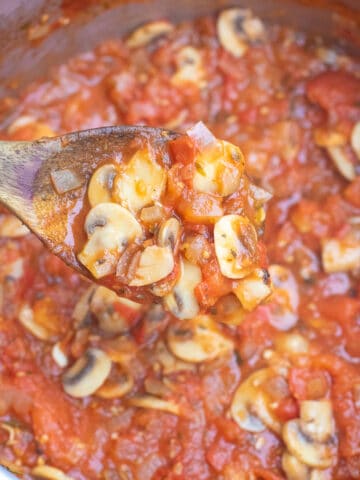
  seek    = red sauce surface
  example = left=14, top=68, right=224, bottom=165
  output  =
left=0, top=12, right=359, bottom=480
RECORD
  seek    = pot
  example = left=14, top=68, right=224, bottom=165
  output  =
left=0, top=1, right=358, bottom=479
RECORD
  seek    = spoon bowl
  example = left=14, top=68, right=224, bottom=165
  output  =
left=0, top=126, right=179, bottom=277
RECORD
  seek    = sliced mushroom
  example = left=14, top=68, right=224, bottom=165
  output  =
left=231, top=368, right=283, bottom=434
left=18, top=303, right=51, bottom=341
left=128, top=395, right=180, bottom=415
left=157, top=217, right=181, bottom=252
left=171, top=46, right=207, bottom=88
left=0, top=215, right=30, bottom=237
left=96, top=364, right=134, bottom=399
left=51, top=342, right=69, bottom=368
left=88, top=164, right=118, bottom=207
left=274, top=333, right=309, bottom=355
left=140, top=204, right=166, bottom=225
left=299, top=400, right=335, bottom=443
left=322, top=236, right=360, bottom=273
left=214, top=215, right=258, bottom=279
left=72, top=285, right=96, bottom=327
left=193, top=140, right=244, bottom=197
left=126, top=20, right=174, bottom=48
left=167, top=315, right=234, bottom=363
left=155, top=341, right=196, bottom=375
left=327, top=146, right=356, bottom=181
left=310, top=469, right=332, bottom=480
left=233, top=268, right=272, bottom=311
left=351, top=121, right=360, bottom=160
left=0, top=422, right=17, bottom=446
left=31, top=465, right=74, bottom=480
left=78, top=203, right=143, bottom=278
left=90, top=286, right=141, bottom=333
left=283, top=418, right=336, bottom=469
left=282, top=452, right=309, bottom=480
left=217, top=9, right=265, bottom=58
left=129, top=245, right=174, bottom=287
left=164, top=257, right=202, bottom=319
left=114, top=148, right=167, bottom=213
left=267, top=265, right=299, bottom=331
left=62, top=348, right=112, bottom=398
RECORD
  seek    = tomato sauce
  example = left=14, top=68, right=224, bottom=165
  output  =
left=0, top=9, right=359, bottom=480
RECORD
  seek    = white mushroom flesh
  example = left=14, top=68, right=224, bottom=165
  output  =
left=326, top=146, right=356, bottom=181
left=283, top=419, right=336, bottom=469
left=31, top=465, right=74, bottom=480
left=217, top=9, right=265, bottom=58
left=214, top=215, right=258, bottom=279
left=282, top=452, right=309, bottom=480
left=90, top=286, right=141, bottom=333
left=95, top=365, right=134, bottom=399
left=157, top=217, right=181, bottom=251
left=233, top=268, right=272, bottom=310
left=299, top=400, right=335, bottom=443
left=351, top=121, right=360, bottom=160
left=164, top=258, right=202, bottom=319
left=217, top=9, right=249, bottom=58
left=129, top=245, right=174, bottom=287
left=62, top=348, right=112, bottom=398
left=51, top=342, right=69, bottom=368
left=267, top=264, right=299, bottom=330
left=322, top=236, right=360, bottom=273
left=231, top=368, right=283, bottom=434
left=128, top=395, right=180, bottom=416
left=88, top=164, right=118, bottom=207
left=274, top=333, right=309, bottom=355
left=18, top=304, right=51, bottom=341
left=78, top=203, right=143, bottom=278
left=193, top=140, right=244, bottom=196
left=171, top=46, right=206, bottom=88
left=114, top=148, right=167, bottom=213
left=126, top=20, right=174, bottom=48
left=167, top=315, right=234, bottom=363
left=71, top=285, right=96, bottom=327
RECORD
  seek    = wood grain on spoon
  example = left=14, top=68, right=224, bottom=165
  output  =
left=0, top=122, right=272, bottom=317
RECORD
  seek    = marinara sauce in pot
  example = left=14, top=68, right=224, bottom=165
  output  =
left=0, top=1, right=359, bottom=479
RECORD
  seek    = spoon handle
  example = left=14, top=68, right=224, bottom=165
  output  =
left=0, top=139, right=59, bottom=227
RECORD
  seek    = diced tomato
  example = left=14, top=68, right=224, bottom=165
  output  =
left=289, top=367, right=331, bottom=400
left=344, top=177, right=360, bottom=208
left=307, top=71, right=360, bottom=110
left=274, top=396, right=299, bottom=422
left=195, top=257, right=233, bottom=307
left=317, top=295, right=360, bottom=324
left=176, top=190, right=224, bottom=224
left=306, top=71, right=360, bottom=119
left=169, top=135, right=197, bottom=165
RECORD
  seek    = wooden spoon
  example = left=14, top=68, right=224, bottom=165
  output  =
left=0, top=126, right=179, bottom=278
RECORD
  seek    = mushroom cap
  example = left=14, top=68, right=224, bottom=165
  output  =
left=114, top=148, right=167, bottom=213
left=78, top=202, right=143, bottom=278
left=214, top=214, right=258, bottom=279
left=164, top=257, right=202, bottom=319
left=167, top=315, right=234, bottom=363
left=88, top=164, right=118, bottom=207
left=62, top=348, right=112, bottom=398
left=283, top=419, right=335, bottom=469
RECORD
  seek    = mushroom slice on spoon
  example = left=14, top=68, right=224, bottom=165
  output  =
left=78, top=203, right=143, bottom=279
